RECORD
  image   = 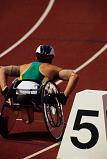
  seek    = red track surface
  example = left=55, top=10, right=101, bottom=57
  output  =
left=0, top=0, right=107, bottom=158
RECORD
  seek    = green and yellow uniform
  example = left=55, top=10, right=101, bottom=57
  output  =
left=20, top=62, right=48, bottom=84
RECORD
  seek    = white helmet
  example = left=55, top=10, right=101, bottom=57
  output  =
left=35, top=45, right=55, bottom=56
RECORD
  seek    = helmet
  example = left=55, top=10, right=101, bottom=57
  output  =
left=35, top=45, right=55, bottom=56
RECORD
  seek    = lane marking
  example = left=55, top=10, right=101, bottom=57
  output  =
left=16, top=119, right=44, bottom=123
left=56, top=43, right=107, bottom=85
left=74, top=43, right=107, bottom=73
left=0, top=0, right=55, bottom=58
left=23, top=44, right=107, bottom=158
left=23, top=142, right=60, bottom=159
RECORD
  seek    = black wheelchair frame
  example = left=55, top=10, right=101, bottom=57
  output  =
left=0, top=79, right=65, bottom=141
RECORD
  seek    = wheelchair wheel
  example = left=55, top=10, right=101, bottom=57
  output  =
left=0, top=98, right=19, bottom=137
left=41, top=81, right=65, bottom=141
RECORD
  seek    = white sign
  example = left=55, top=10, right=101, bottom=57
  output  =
left=57, top=90, right=107, bottom=159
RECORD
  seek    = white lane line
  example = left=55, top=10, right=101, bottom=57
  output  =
left=0, top=0, right=55, bottom=58
left=16, top=119, right=44, bottom=123
left=74, top=43, right=107, bottom=73
left=23, top=142, right=60, bottom=159
left=23, top=44, right=107, bottom=159
left=56, top=43, right=107, bottom=85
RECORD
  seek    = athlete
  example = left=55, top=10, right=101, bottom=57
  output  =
left=0, top=45, right=78, bottom=123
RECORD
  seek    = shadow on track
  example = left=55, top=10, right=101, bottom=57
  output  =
left=2, top=131, right=52, bottom=142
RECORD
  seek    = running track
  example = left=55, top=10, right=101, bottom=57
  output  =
left=0, top=0, right=107, bottom=158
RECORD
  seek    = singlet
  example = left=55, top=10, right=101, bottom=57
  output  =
left=20, top=62, right=46, bottom=84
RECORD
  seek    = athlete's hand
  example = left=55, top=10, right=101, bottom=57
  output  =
left=57, top=92, right=68, bottom=105
left=44, top=92, right=68, bottom=105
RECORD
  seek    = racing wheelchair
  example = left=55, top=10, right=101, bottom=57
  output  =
left=0, top=79, right=65, bottom=141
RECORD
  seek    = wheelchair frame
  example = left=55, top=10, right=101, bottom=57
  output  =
left=0, top=79, right=65, bottom=141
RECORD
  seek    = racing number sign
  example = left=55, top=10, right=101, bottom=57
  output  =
left=57, top=90, right=107, bottom=159
left=70, top=109, right=99, bottom=149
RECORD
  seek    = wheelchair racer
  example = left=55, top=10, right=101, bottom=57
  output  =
left=0, top=44, right=78, bottom=123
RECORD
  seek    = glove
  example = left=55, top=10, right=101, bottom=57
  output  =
left=57, top=92, right=68, bottom=105
left=44, top=92, right=68, bottom=105
left=1, top=87, right=9, bottom=97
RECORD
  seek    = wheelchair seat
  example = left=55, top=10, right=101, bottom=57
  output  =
left=16, top=80, right=40, bottom=95
left=13, top=80, right=41, bottom=108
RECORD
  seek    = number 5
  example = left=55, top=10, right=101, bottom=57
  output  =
left=70, top=109, right=99, bottom=149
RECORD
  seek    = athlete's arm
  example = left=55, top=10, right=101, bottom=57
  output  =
left=0, top=65, right=20, bottom=92
left=41, top=64, right=78, bottom=97
left=59, top=69, right=78, bottom=97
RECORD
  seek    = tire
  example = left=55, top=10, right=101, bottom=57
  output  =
left=41, top=81, right=65, bottom=141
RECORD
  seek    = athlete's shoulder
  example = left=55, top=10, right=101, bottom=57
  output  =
left=20, top=63, right=31, bottom=73
left=20, top=63, right=31, bottom=68
left=44, top=64, right=62, bottom=71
